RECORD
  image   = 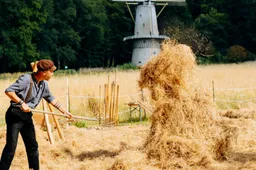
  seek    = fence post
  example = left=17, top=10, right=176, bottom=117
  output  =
left=212, top=80, right=215, bottom=102
left=99, top=85, right=101, bottom=126
left=141, top=89, right=146, bottom=120
left=66, top=77, right=70, bottom=129
left=66, top=77, right=70, bottom=112
left=115, top=85, right=119, bottom=125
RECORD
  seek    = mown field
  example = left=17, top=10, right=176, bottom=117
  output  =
left=0, top=61, right=256, bottom=169
left=1, top=62, right=256, bottom=121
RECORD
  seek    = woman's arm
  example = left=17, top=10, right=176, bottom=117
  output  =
left=50, top=99, right=72, bottom=118
left=5, top=91, right=31, bottom=112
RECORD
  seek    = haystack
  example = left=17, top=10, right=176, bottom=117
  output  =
left=139, top=40, right=226, bottom=169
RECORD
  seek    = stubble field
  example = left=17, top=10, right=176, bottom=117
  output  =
left=1, top=60, right=256, bottom=169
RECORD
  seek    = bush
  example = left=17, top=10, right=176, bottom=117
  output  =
left=72, top=120, right=88, bottom=128
left=54, top=69, right=77, bottom=75
left=116, top=63, right=138, bottom=70
left=226, top=45, right=247, bottom=62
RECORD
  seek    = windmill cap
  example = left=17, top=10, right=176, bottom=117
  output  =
left=37, top=59, right=57, bottom=72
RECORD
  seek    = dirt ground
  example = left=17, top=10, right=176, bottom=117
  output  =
left=0, top=116, right=256, bottom=170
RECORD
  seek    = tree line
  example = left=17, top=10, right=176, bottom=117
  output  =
left=0, top=0, right=255, bottom=73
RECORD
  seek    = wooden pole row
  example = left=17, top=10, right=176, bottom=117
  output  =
left=103, top=74, right=119, bottom=125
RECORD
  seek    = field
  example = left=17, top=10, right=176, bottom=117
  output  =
left=1, top=60, right=256, bottom=169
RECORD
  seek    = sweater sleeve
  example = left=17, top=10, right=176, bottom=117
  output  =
left=5, top=74, right=30, bottom=94
left=42, top=81, right=55, bottom=103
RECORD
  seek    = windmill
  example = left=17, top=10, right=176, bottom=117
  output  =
left=113, top=0, right=186, bottom=66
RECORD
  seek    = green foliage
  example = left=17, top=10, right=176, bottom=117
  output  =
left=116, top=63, right=138, bottom=70
left=36, top=0, right=81, bottom=70
left=0, top=0, right=48, bottom=72
left=193, top=0, right=256, bottom=61
left=195, top=8, right=229, bottom=50
left=72, top=120, right=88, bottom=128
left=246, top=52, right=256, bottom=61
left=1, top=0, right=256, bottom=72
left=226, top=45, right=247, bottom=63
left=54, top=69, right=77, bottom=76
left=197, top=52, right=226, bottom=64
left=212, top=52, right=226, bottom=63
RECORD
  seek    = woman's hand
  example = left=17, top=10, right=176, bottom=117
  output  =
left=20, top=103, right=31, bottom=112
left=64, top=111, right=72, bottom=119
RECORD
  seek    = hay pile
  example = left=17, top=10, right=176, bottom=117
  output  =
left=139, top=40, right=226, bottom=169
left=0, top=125, right=154, bottom=170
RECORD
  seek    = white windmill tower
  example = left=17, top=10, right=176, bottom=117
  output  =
left=113, top=0, right=186, bottom=66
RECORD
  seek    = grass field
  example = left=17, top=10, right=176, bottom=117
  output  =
left=1, top=62, right=256, bottom=169
left=1, top=62, right=256, bottom=125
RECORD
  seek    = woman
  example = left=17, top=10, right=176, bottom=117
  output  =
left=0, top=59, right=72, bottom=170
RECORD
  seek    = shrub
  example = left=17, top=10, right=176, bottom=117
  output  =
left=226, top=45, right=247, bottom=62
left=72, top=120, right=88, bottom=128
left=116, top=63, right=138, bottom=70
left=54, top=69, right=77, bottom=75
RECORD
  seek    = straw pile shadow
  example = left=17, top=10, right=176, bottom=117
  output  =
left=138, top=40, right=229, bottom=169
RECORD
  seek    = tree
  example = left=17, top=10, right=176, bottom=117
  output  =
left=34, top=0, right=80, bottom=69
left=195, top=8, right=230, bottom=51
left=226, top=0, right=256, bottom=53
left=164, top=18, right=215, bottom=58
left=0, top=0, right=48, bottom=72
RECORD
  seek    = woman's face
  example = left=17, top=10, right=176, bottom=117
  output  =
left=43, top=69, right=54, bottom=81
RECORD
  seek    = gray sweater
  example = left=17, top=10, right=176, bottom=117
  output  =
left=5, top=73, right=55, bottom=109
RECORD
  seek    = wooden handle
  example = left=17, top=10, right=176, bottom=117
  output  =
left=31, top=109, right=98, bottom=121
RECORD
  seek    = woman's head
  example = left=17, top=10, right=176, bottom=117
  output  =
left=36, top=59, right=57, bottom=81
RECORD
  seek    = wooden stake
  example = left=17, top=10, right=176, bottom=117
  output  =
left=66, top=78, right=70, bottom=112
left=42, top=100, right=54, bottom=144
left=109, top=82, right=114, bottom=122
left=66, top=78, right=70, bottom=129
left=44, top=113, right=54, bottom=144
left=104, top=84, right=108, bottom=123
left=107, top=75, right=110, bottom=122
left=115, top=85, right=119, bottom=125
left=141, top=89, right=146, bottom=119
left=212, top=80, right=215, bottom=102
left=112, top=82, right=116, bottom=123
left=48, top=104, right=64, bottom=140
left=41, top=97, right=46, bottom=127
left=99, top=85, right=101, bottom=126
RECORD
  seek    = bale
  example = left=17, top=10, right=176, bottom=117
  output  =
left=139, top=40, right=195, bottom=101
left=139, top=40, right=227, bottom=169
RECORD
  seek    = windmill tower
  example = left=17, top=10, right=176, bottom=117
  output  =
left=113, top=0, right=186, bottom=66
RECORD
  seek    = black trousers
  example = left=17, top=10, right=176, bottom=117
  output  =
left=0, top=107, right=39, bottom=170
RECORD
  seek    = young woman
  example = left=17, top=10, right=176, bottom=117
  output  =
left=0, top=59, right=72, bottom=170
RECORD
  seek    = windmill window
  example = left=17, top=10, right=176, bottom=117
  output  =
left=137, top=32, right=139, bottom=35
left=139, top=61, right=141, bottom=63
left=140, top=14, right=142, bottom=17
left=143, top=23, right=145, bottom=27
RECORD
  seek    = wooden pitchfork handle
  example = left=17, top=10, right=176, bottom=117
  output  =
left=31, top=109, right=98, bottom=121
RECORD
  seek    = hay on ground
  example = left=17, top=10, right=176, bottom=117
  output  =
left=139, top=40, right=229, bottom=169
